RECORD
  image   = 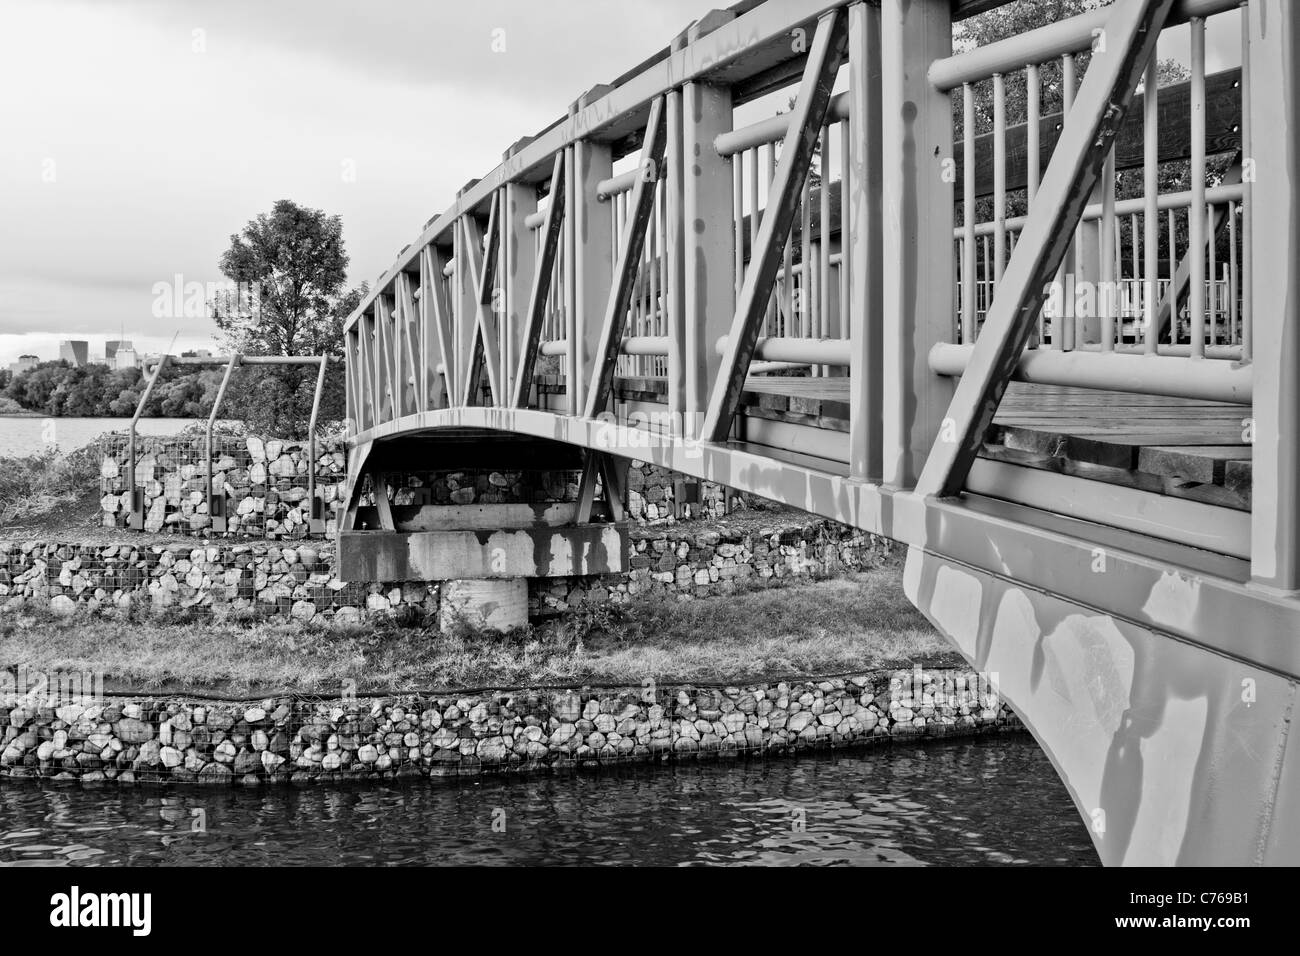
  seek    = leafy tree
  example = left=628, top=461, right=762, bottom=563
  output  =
left=212, top=199, right=364, bottom=436
left=214, top=199, right=351, bottom=357
left=956, top=0, right=1237, bottom=272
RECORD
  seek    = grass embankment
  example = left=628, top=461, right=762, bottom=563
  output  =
left=0, top=567, right=956, bottom=696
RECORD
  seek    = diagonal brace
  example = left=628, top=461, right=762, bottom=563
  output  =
left=700, top=9, right=849, bottom=444
left=512, top=153, right=567, bottom=408
left=914, top=0, right=1177, bottom=498
left=583, top=95, right=668, bottom=419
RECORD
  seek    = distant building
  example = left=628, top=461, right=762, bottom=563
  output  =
left=7, top=354, right=39, bottom=376
left=105, top=339, right=133, bottom=363
left=59, top=340, right=89, bottom=367
left=181, top=348, right=215, bottom=360
left=114, top=347, right=139, bottom=370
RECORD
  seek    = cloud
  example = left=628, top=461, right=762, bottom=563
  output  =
left=0, top=0, right=711, bottom=363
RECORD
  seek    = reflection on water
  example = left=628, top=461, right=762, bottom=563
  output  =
left=0, top=735, right=1097, bottom=866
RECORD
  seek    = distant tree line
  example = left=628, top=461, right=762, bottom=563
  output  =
left=0, top=361, right=223, bottom=418
left=0, top=358, right=348, bottom=431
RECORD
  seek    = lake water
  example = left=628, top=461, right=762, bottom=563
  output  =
left=0, top=735, right=1097, bottom=866
left=0, top=417, right=196, bottom=457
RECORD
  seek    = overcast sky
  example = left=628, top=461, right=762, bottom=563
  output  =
left=0, top=1, right=1242, bottom=365
left=0, top=0, right=713, bottom=364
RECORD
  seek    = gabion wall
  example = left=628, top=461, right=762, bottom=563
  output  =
left=0, top=670, right=1018, bottom=786
left=0, top=521, right=890, bottom=624
left=98, top=435, right=346, bottom=538
left=96, top=433, right=749, bottom=539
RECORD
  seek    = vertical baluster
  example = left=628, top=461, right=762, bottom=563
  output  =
left=1208, top=203, right=1219, bottom=345
left=1240, top=3, right=1253, bottom=360
left=1100, top=146, right=1116, bottom=351
left=993, top=73, right=1007, bottom=287
left=1228, top=199, right=1239, bottom=345
left=498, top=192, right=510, bottom=394
left=1062, top=52, right=1077, bottom=349
left=649, top=187, right=660, bottom=377
left=563, top=145, right=577, bottom=409
left=981, top=234, right=990, bottom=325
left=551, top=212, right=561, bottom=348
left=818, top=124, right=831, bottom=378
left=765, top=142, right=778, bottom=338
left=962, top=81, right=976, bottom=344
left=1027, top=62, right=1042, bottom=345
left=800, top=164, right=812, bottom=338
left=748, top=145, right=760, bottom=297
left=733, top=155, right=744, bottom=297
left=1143, top=51, right=1159, bottom=354
left=747, top=145, right=763, bottom=354
left=1167, top=208, right=1178, bottom=345
left=611, top=194, right=622, bottom=376
left=624, top=190, right=635, bottom=377
left=838, top=121, right=849, bottom=345
left=1189, top=16, right=1207, bottom=358
left=659, top=176, right=669, bottom=355
left=1129, top=212, right=1139, bottom=345
left=783, top=234, right=794, bottom=339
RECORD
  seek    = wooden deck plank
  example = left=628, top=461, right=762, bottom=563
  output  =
left=1138, top=445, right=1253, bottom=484
left=613, top=373, right=1255, bottom=497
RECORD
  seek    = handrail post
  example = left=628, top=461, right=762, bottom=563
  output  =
left=126, top=353, right=170, bottom=529
left=848, top=0, right=884, bottom=482
left=664, top=85, right=687, bottom=434
left=205, top=354, right=240, bottom=532
left=1247, top=0, right=1300, bottom=590
left=683, top=76, right=735, bottom=440
left=879, top=0, right=955, bottom=488
left=568, top=88, right=614, bottom=415
left=308, top=355, right=328, bottom=532
left=681, top=15, right=736, bottom=441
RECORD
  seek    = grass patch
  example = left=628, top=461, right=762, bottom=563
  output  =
left=0, top=566, right=957, bottom=695
left=0, top=446, right=101, bottom=525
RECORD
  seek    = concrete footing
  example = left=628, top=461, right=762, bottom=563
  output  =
left=439, top=578, right=528, bottom=634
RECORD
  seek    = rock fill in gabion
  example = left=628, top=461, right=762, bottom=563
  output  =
left=0, top=671, right=1017, bottom=787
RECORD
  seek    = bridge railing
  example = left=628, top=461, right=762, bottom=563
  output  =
left=344, top=0, right=1300, bottom=589
left=934, top=0, right=1252, bottom=405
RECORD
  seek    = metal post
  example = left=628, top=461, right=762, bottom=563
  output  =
left=206, top=354, right=240, bottom=532
left=880, top=0, right=954, bottom=487
left=126, top=353, right=170, bottom=529
left=684, top=78, right=735, bottom=439
left=308, top=355, right=328, bottom=532
left=1247, top=0, right=1300, bottom=589
left=665, top=85, right=687, bottom=433
left=848, top=0, right=883, bottom=481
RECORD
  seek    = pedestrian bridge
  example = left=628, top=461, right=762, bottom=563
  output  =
left=340, top=0, right=1300, bottom=865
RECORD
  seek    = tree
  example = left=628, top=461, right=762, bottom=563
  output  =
left=214, top=199, right=352, bottom=358
left=956, top=0, right=1237, bottom=272
left=212, top=199, right=365, bottom=436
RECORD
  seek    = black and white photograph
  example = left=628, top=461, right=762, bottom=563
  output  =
left=0, top=0, right=1290, bottom=932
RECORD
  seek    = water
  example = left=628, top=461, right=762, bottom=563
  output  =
left=0, top=417, right=199, bottom=458
left=0, top=736, right=1097, bottom=866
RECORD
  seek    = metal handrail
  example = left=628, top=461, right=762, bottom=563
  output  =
left=124, top=352, right=329, bottom=532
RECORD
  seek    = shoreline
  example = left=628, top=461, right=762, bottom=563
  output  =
left=1, top=667, right=1018, bottom=788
